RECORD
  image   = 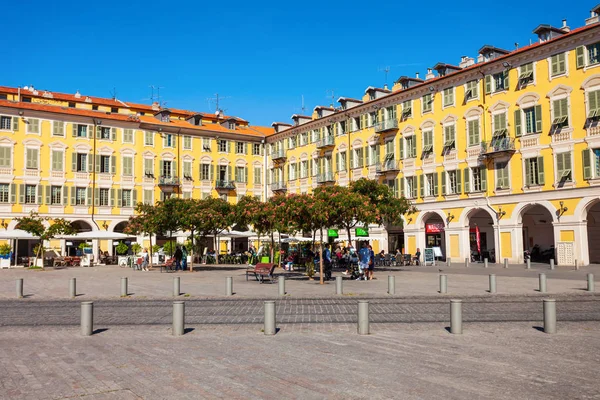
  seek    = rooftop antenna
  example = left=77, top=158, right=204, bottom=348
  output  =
left=148, top=85, right=164, bottom=104
left=109, top=87, right=117, bottom=100
left=378, top=66, right=391, bottom=88
left=301, top=95, right=306, bottom=113
left=326, top=89, right=336, bottom=107
left=207, top=93, right=231, bottom=116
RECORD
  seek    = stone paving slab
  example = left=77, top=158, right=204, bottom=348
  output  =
left=0, top=264, right=598, bottom=300
left=0, top=322, right=599, bottom=399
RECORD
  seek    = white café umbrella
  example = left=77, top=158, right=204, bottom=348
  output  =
left=0, top=229, right=40, bottom=268
left=59, top=231, right=132, bottom=240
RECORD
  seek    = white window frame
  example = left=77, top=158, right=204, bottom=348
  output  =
left=27, top=118, right=40, bottom=134
left=548, top=51, right=569, bottom=80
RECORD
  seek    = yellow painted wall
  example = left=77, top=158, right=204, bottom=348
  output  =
left=560, top=230, right=575, bottom=242
left=501, top=232, right=512, bottom=259
left=449, top=234, right=459, bottom=258
left=407, top=235, right=416, bottom=254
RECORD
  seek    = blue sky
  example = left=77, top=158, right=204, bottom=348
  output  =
left=2, top=0, right=588, bottom=126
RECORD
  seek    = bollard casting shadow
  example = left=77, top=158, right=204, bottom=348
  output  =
left=93, top=328, right=109, bottom=335
left=444, top=327, right=452, bottom=333
left=532, top=326, right=545, bottom=332
left=183, top=328, right=195, bottom=334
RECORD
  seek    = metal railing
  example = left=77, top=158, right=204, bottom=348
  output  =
left=316, top=172, right=335, bottom=183
left=215, top=180, right=236, bottom=190
left=270, top=182, right=287, bottom=191
left=271, top=148, right=286, bottom=160
left=158, top=176, right=180, bottom=185
left=375, top=159, right=401, bottom=173
left=374, top=119, right=398, bottom=133
left=316, top=136, right=335, bottom=149
left=483, top=137, right=515, bottom=154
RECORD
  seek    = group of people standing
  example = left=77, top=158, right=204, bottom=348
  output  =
left=341, top=243, right=375, bottom=280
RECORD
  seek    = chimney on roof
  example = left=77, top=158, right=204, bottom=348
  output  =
left=415, top=72, right=420, bottom=79
left=561, top=19, right=570, bottom=32
left=459, top=56, right=475, bottom=69
left=586, top=5, right=600, bottom=25
left=74, top=90, right=81, bottom=99
left=425, top=68, right=435, bottom=81
left=383, top=83, right=388, bottom=90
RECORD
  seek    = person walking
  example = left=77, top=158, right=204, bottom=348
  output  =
left=323, top=243, right=332, bottom=281
left=182, top=246, right=188, bottom=271
left=174, top=246, right=183, bottom=272
left=367, top=244, right=376, bottom=280
left=357, top=243, right=370, bottom=280
left=141, top=248, right=149, bottom=271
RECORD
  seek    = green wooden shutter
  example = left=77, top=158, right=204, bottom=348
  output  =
left=87, top=154, right=92, bottom=173
left=70, top=187, right=76, bottom=205
left=514, top=110, right=522, bottom=137
left=480, top=168, right=487, bottom=191
left=464, top=169, right=470, bottom=193
left=45, top=185, right=50, bottom=204
left=349, top=149, right=354, bottom=168
left=62, top=186, right=68, bottom=205
left=95, top=155, right=100, bottom=173
left=419, top=174, right=424, bottom=198
left=503, top=70, right=509, bottom=90
left=590, top=91, right=599, bottom=114
left=117, top=189, right=122, bottom=207
left=111, top=156, right=116, bottom=174
left=583, top=149, right=592, bottom=180
left=525, top=158, right=532, bottom=186
left=86, top=187, right=92, bottom=206
left=228, top=166, right=232, bottom=182
left=159, top=161, right=164, bottom=177
left=551, top=55, right=559, bottom=76
left=411, top=137, right=416, bottom=158
left=18, top=184, right=24, bottom=204
left=94, top=188, right=99, bottom=207
left=456, top=170, right=462, bottom=194
left=172, top=161, right=177, bottom=177
left=335, top=153, right=339, bottom=172
left=433, top=173, right=439, bottom=196
left=534, top=105, right=543, bottom=133
left=12, top=117, right=19, bottom=132
left=132, top=188, right=137, bottom=206
left=72, top=124, right=77, bottom=137
left=398, top=138, right=404, bottom=160
left=399, top=177, right=405, bottom=197
left=441, top=171, right=446, bottom=195
left=111, top=128, right=117, bottom=141
left=485, top=75, right=492, bottom=94
left=576, top=46, right=585, bottom=69
left=110, top=189, right=115, bottom=206
left=537, top=156, right=545, bottom=185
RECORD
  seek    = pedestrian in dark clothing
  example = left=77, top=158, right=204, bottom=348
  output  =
left=174, top=246, right=183, bottom=271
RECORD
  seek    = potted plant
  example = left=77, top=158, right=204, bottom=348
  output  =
left=115, top=241, right=130, bottom=266
left=131, top=243, right=142, bottom=255
left=0, top=243, right=11, bottom=268
left=31, top=244, right=45, bottom=267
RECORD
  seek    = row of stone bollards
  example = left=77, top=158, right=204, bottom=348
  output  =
left=438, top=273, right=595, bottom=294
left=448, top=258, right=564, bottom=270
left=12, top=273, right=598, bottom=298
left=79, top=297, right=561, bottom=337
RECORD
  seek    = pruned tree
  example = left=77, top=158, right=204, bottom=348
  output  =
left=16, top=212, right=75, bottom=268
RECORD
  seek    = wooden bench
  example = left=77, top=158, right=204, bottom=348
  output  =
left=246, top=263, right=276, bottom=283
left=159, top=258, right=175, bottom=273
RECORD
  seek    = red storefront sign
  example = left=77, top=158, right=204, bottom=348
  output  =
left=425, top=223, right=444, bottom=233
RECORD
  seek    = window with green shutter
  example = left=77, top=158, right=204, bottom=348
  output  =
left=422, top=130, right=433, bottom=155
left=443, top=88, right=454, bottom=107
left=26, top=148, right=38, bottom=170
left=518, top=63, right=534, bottom=85
left=183, top=136, right=192, bottom=150
left=422, top=93, right=433, bottom=113
left=495, top=162, right=509, bottom=189
left=402, top=101, right=412, bottom=119
left=123, top=129, right=134, bottom=143
left=467, top=119, right=480, bottom=146
left=405, top=136, right=416, bottom=158
left=443, top=125, right=456, bottom=149
left=144, top=131, right=154, bottom=146
left=587, top=90, right=600, bottom=119
left=51, top=150, right=63, bottom=171
left=578, top=43, right=600, bottom=68
left=27, top=118, right=40, bottom=134
left=0, top=146, right=11, bottom=167
left=550, top=53, right=566, bottom=76
left=525, top=157, right=544, bottom=186
left=0, top=183, right=9, bottom=203
left=122, top=156, right=133, bottom=176
left=143, top=189, right=153, bottom=205
left=52, top=121, right=65, bottom=136
left=493, top=113, right=507, bottom=136
left=552, top=98, right=569, bottom=128
left=465, top=80, right=478, bottom=100
left=556, top=152, right=572, bottom=182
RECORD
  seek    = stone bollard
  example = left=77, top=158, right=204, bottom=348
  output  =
left=465, top=258, right=469, bottom=268
left=278, top=276, right=286, bottom=296
left=226, top=276, right=233, bottom=296
left=543, top=299, right=556, bottom=334
left=120, top=277, right=128, bottom=297
left=439, top=274, right=447, bottom=294
left=81, top=301, right=93, bottom=336
left=504, top=258, right=508, bottom=269
left=447, top=258, right=451, bottom=267
left=539, top=273, right=547, bottom=293
left=575, top=259, right=579, bottom=271
left=489, top=274, right=496, bottom=294
left=450, top=300, right=462, bottom=334
left=264, top=301, right=276, bottom=335
left=550, top=259, right=555, bottom=270
left=587, top=274, right=595, bottom=292
left=484, top=258, right=488, bottom=268
left=173, top=277, right=180, bottom=297
left=172, top=301, right=185, bottom=336
left=526, top=259, right=531, bottom=269
left=336, top=276, right=343, bottom=295
left=388, top=275, right=395, bottom=295
left=357, top=301, right=369, bottom=335
left=70, top=278, right=77, bottom=298
left=16, top=278, right=23, bottom=298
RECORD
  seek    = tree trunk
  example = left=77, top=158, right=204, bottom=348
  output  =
left=190, top=230, right=194, bottom=272
left=319, top=229, right=324, bottom=285
left=213, top=234, right=219, bottom=264
left=270, top=232, right=274, bottom=264
left=148, top=233, right=153, bottom=268
left=36, top=239, right=43, bottom=269
left=347, top=227, right=352, bottom=250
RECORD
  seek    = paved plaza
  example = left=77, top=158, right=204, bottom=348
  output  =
left=1, top=263, right=599, bottom=399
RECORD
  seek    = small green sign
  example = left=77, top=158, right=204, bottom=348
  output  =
left=355, top=227, right=369, bottom=237
left=327, top=229, right=339, bottom=238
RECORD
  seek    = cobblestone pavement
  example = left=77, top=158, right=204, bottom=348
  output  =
left=1, top=295, right=599, bottom=327
left=0, top=322, right=599, bottom=399
left=0, top=263, right=598, bottom=300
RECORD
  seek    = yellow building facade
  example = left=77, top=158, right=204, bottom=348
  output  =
left=266, top=9, right=600, bottom=266
left=1, top=6, right=600, bottom=265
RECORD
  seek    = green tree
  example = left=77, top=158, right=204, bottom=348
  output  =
left=125, top=202, right=164, bottom=267
left=15, top=212, right=75, bottom=268
left=350, top=178, right=415, bottom=228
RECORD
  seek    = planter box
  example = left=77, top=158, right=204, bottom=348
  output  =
left=117, top=256, right=130, bottom=267
left=0, top=258, right=10, bottom=269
